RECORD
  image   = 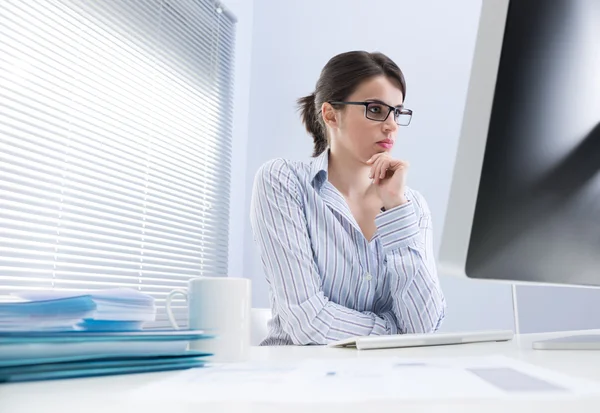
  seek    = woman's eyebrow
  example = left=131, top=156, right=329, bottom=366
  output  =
left=364, top=98, right=404, bottom=108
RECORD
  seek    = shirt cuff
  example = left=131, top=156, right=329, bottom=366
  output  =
left=370, top=311, right=398, bottom=335
left=375, top=200, right=419, bottom=255
left=381, top=311, right=399, bottom=335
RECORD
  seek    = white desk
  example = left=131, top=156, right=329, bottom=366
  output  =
left=1, top=330, right=600, bottom=413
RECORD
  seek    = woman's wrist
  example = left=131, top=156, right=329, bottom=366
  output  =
left=383, top=196, right=408, bottom=211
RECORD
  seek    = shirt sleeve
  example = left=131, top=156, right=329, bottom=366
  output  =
left=374, top=190, right=446, bottom=333
left=250, top=159, right=398, bottom=345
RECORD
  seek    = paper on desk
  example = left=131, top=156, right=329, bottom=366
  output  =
left=130, top=355, right=600, bottom=403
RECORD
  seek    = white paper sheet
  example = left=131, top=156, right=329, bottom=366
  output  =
left=131, top=355, right=600, bottom=403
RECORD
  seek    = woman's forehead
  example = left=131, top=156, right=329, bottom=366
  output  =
left=350, top=76, right=404, bottom=106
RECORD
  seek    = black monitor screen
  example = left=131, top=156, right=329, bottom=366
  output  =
left=466, top=0, right=600, bottom=285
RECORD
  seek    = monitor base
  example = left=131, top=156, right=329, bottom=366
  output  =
left=533, top=334, right=600, bottom=350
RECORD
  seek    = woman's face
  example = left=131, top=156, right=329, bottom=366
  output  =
left=325, top=75, right=404, bottom=162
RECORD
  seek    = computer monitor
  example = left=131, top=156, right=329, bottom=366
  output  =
left=438, top=0, right=600, bottom=349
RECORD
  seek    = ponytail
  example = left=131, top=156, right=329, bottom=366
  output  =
left=297, top=93, right=328, bottom=157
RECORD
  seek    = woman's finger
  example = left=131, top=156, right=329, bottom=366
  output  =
left=388, top=159, right=408, bottom=172
left=375, top=157, right=388, bottom=184
left=366, top=152, right=387, bottom=164
left=369, top=161, right=377, bottom=179
left=380, top=158, right=389, bottom=179
left=372, top=157, right=382, bottom=184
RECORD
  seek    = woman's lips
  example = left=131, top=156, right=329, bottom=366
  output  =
left=377, top=140, right=393, bottom=149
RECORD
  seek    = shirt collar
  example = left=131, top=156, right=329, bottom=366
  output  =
left=309, top=148, right=330, bottom=190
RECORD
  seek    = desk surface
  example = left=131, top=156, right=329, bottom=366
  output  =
left=1, top=330, right=600, bottom=413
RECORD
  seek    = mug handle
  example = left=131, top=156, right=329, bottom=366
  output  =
left=166, top=289, right=188, bottom=330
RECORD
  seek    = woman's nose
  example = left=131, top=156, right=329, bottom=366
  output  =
left=382, top=112, right=398, bottom=132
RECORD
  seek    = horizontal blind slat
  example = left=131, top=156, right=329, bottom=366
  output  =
left=0, top=0, right=235, bottom=327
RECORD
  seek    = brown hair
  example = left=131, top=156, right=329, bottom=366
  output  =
left=297, top=51, right=407, bottom=157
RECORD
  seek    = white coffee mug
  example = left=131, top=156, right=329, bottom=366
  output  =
left=166, top=276, right=251, bottom=363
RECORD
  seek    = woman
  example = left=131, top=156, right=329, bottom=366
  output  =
left=250, top=51, right=446, bottom=345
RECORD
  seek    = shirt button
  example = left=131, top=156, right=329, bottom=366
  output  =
left=365, top=273, right=373, bottom=281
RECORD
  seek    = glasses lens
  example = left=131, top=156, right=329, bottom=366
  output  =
left=365, top=103, right=390, bottom=121
left=396, top=111, right=412, bottom=126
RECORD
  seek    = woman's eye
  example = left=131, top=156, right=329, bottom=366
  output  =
left=368, top=104, right=383, bottom=113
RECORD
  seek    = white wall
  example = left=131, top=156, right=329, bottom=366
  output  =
left=237, top=0, right=514, bottom=333
left=223, top=0, right=253, bottom=281
left=226, top=0, right=598, bottom=336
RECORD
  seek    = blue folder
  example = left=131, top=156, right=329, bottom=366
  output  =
left=0, top=329, right=214, bottom=344
left=0, top=355, right=208, bottom=383
left=0, top=329, right=215, bottom=362
left=0, top=350, right=212, bottom=368
left=0, top=349, right=212, bottom=383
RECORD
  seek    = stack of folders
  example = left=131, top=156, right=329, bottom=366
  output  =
left=10, top=288, right=158, bottom=331
left=0, top=289, right=214, bottom=383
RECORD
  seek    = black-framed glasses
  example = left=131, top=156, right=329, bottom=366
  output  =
left=328, top=101, right=413, bottom=126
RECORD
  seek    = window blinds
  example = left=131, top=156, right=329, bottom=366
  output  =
left=0, top=0, right=236, bottom=328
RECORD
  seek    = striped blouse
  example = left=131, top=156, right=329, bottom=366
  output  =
left=249, top=149, right=446, bottom=345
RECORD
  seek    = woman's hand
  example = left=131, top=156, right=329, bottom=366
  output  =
left=366, top=153, right=409, bottom=210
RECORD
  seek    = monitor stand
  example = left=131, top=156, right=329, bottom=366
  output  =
left=532, top=334, right=600, bottom=350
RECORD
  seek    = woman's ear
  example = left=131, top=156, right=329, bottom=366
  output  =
left=321, top=102, right=339, bottom=129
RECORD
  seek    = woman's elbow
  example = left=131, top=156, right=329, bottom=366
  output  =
left=283, top=320, right=330, bottom=345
